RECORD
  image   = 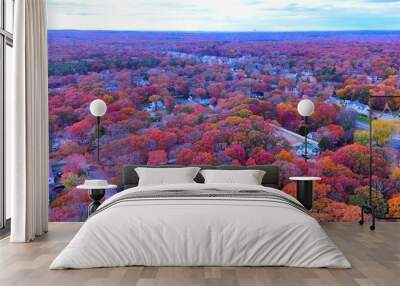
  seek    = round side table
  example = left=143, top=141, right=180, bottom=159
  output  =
left=289, top=177, right=321, bottom=210
left=77, top=180, right=117, bottom=217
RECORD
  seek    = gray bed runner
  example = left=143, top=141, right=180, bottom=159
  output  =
left=91, top=189, right=309, bottom=217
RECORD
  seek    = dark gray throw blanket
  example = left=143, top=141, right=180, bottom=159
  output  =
left=92, top=189, right=309, bottom=217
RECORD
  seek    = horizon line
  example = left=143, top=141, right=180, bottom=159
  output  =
left=47, top=28, right=400, bottom=33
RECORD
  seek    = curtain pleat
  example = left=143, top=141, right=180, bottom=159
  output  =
left=10, top=0, right=48, bottom=243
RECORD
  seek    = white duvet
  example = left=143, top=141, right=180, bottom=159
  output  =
left=50, top=183, right=351, bottom=269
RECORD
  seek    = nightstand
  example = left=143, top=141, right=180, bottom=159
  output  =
left=77, top=180, right=117, bottom=216
left=289, top=177, right=321, bottom=210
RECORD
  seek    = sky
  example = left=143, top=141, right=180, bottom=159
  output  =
left=47, top=0, right=400, bottom=31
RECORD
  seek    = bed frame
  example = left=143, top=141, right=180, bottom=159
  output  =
left=122, top=165, right=281, bottom=190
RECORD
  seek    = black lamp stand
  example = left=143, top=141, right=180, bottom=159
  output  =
left=96, top=116, right=100, bottom=163
left=302, top=116, right=309, bottom=162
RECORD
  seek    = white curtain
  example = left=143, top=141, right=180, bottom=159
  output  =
left=9, top=0, right=49, bottom=242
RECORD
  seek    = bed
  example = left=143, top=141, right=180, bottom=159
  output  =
left=50, top=165, right=351, bottom=269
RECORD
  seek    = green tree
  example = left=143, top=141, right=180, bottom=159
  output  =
left=319, top=137, right=332, bottom=151
left=348, top=186, right=388, bottom=217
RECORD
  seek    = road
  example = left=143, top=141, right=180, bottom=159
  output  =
left=270, top=124, right=318, bottom=147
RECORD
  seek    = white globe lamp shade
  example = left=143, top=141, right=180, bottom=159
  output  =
left=90, top=99, right=107, bottom=117
left=297, top=99, right=315, bottom=117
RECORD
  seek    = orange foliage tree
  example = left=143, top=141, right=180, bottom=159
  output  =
left=388, top=194, right=400, bottom=217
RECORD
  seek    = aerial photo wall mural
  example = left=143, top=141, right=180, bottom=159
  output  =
left=47, top=0, right=400, bottom=222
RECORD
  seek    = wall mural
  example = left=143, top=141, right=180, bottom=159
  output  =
left=48, top=1, right=400, bottom=222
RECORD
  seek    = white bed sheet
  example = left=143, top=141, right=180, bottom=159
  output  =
left=50, top=183, right=351, bottom=269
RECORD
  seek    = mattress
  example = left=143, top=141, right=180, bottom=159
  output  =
left=50, top=183, right=351, bottom=269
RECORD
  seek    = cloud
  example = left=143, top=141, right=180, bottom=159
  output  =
left=367, top=0, right=400, bottom=2
left=246, top=0, right=264, bottom=5
left=47, top=0, right=400, bottom=31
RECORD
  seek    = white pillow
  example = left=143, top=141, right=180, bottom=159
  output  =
left=200, top=169, right=266, bottom=185
left=135, top=167, right=200, bottom=186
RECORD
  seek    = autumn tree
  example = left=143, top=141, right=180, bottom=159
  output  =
left=348, top=186, right=388, bottom=217
left=388, top=194, right=400, bottom=217
left=276, top=102, right=301, bottom=131
left=176, top=148, right=194, bottom=165
left=224, top=144, right=246, bottom=164
left=372, top=120, right=395, bottom=146
left=55, top=140, right=86, bottom=160
left=147, top=150, right=168, bottom=165
left=311, top=102, right=337, bottom=129
left=331, top=144, right=370, bottom=176
left=192, top=152, right=214, bottom=165
left=353, top=130, right=369, bottom=146
left=338, top=108, right=358, bottom=131
left=275, top=150, right=294, bottom=162
left=60, top=172, right=81, bottom=190
left=315, top=124, right=345, bottom=146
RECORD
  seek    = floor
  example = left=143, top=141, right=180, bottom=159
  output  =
left=0, top=222, right=399, bottom=286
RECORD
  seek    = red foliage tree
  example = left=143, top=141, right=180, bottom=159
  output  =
left=223, top=144, right=246, bottom=164
left=68, top=118, right=94, bottom=140
left=147, top=150, right=168, bottom=165
left=146, top=130, right=178, bottom=150
left=192, top=152, right=215, bottom=165
left=316, top=124, right=345, bottom=146
left=176, top=148, right=194, bottom=165
left=311, top=102, right=337, bottom=129
left=253, top=149, right=274, bottom=165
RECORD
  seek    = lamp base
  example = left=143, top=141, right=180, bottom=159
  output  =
left=87, top=189, right=105, bottom=216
